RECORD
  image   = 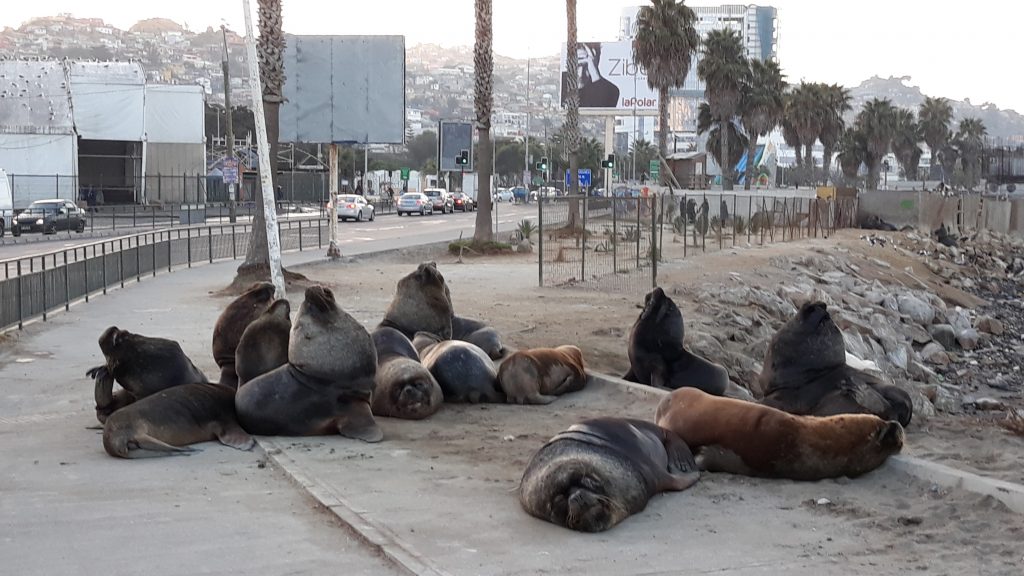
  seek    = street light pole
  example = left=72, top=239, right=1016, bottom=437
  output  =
left=524, top=57, right=531, bottom=187
left=221, top=25, right=237, bottom=223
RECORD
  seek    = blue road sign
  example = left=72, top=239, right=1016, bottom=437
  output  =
left=223, top=158, right=239, bottom=184
left=565, top=169, right=592, bottom=188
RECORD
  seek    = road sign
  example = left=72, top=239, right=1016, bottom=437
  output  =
left=400, top=167, right=411, bottom=180
left=579, top=169, right=592, bottom=187
left=649, top=159, right=660, bottom=181
left=223, top=158, right=239, bottom=184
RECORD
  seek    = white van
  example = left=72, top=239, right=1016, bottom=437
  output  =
left=0, top=169, right=13, bottom=237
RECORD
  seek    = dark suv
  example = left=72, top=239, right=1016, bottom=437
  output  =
left=423, top=188, right=454, bottom=214
left=13, top=199, right=87, bottom=236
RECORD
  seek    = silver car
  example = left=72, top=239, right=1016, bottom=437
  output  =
left=397, top=193, right=435, bottom=216
left=336, top=194, right=375, bottom=222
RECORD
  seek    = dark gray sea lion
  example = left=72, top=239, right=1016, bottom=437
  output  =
left=235, top=299, right=291, bottom=387
left=380, top=262, right=453, bottom=340
left=758, top=301, right=913, bottom=427
left=416, top=332, right=504, bottom=403
left=451, top=315, right=507, bottom=360
left=211, top=282, right=276, bottom=388
left=519, top=417, right=700, bottom=532
left=656, top=388, right=904, bottom=480
left=102, top=383, right=254, bottom=459
left=88, top=326, right=209, bottom=424
left=622, top=287, right=729, bottom=396
left=370, top=327, right=443, bottom=420
left=235, top=286, right=382, bottom=442
left=498, top=345, right=587, bottom=405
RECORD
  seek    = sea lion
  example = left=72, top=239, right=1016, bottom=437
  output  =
left=498, top=345, right=587, bottom=405
left=758, top=301, right=913, bottom=426
left=655, top=388, right=904, bottom=480
left=416, top=332, right=505, bottom=403
left=452, top=315, right=507, bottom=360
left=102, top=383, right=254, bottom=459
left=380, top=262, right=453, bottom=340
left=211, top=282, right=276, bottom=388
left=370, top=327, right=443, bottom=420
left=519, top=417, right=700, bottom=532
left=88, top=326, right=209, bottom=424
left=235, top=286, right=382, bottom=442
left=622, top=287, right=729, bottom=396
left=235, top=298, right=291, bottom=387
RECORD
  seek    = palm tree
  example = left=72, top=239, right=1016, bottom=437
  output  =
left=954, top=117, right=987, bottom=190
left=738, top=59, right=785, bottom=190
left=855, top=98, right=899, bottom=190
left=781, top=110, right=802, bottom=169
left=818, top=84, right=851, bottom=186
left=837, top=127, right=868, bottom=181
left=235, top=0, right=286, bottom=283
left=627, top=138, right=658, bottom=181
left=697, top=102, right=748, bottom=183
left=918, top=96, right=953, bottom=181
left=786, top=82, right=827, bottom=178
left=697, top=28, right=747, bottom=191
left=892, top=108, right=923, bottom=181
left=633, top=0, right=700, bottom=168
left=564, top=0, right=582, bottom=228
left=472, top=0, right=494, bottom=243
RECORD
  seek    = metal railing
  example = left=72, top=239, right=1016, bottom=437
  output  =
left=0, top=218, right=332, bottom=332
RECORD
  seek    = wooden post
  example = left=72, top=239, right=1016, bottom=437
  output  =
left=241, top=0, right=286, bottom=299
left=327, top=143, right=341, bottom=259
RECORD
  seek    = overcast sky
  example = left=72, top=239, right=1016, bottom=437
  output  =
left=5, top=1, right=1022, bottom=111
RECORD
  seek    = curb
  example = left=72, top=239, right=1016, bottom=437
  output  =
left=585, top=371, right=1024, bottom=515
left=258, top=437, right=453, bottom=576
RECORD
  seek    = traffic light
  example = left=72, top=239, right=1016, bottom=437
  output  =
left=536, top=157, right=548, bottom=171
left=601, top=154, right=615, bottom=169
left=455, top=149, right=469, bottom=166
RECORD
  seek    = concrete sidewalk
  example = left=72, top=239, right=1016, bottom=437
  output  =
left=2, top=246, right=1022, bottom=576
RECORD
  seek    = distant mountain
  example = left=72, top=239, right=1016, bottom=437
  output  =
left=128, top=18, right=185, bottom=34
left=848, top=76, right=1024, bottom=140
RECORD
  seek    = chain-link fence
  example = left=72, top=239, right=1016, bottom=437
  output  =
left=537, top=192, right=858, bottom=292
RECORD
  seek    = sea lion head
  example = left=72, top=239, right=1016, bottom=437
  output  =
left=264, top=298, right=292, bottom=322
left=242, top=282, right=276, bottom=302
left=761, top=301, right=845, bottom=388
left=544, top=471, right=625, bottom=533
left=291, top=286, right=377, bottom=386
left=635, top=287, right=684, bottom=346
left=844, top=417, right=905, bottom=474
left=98, top=326, right=129, bottom=357
left=374, top=358, right=443, bottom=420
left=383, top=263, right=454, bottom=339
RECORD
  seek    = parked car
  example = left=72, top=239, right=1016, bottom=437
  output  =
left=511, top=186, right=529, bottom=203
left=335, top=194, right=375, bottom=222
left=493, top=188, right=514, bottom=202
left=397, top=192, right=435, bottom=216
left=423, top=188, right=454, bottom=213
left=452, top=192, right=475, bottom=212
left=13, top=199, right=86, bottom=236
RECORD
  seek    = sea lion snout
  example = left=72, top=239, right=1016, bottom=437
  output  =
left=303, top=286, right=336, bottom=313
left=876, top=420, right=905, bottom=451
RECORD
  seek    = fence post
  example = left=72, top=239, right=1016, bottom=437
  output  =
left=760, top=197, right=766, bottom=245
left=168, top=231, right=173, bottom=272
left=118, top=239, right=125, bottom=288
left=152, top=234, right=157, bottom=277
left=64, top=250, right=70, bottom=310
left=538, top=196, right=544, bottom=287
left=317, top=218, right=322, bottom=249
left=581, top=197, right=587, bottom=283
left=41, top=256, right=47, bottom=321
left=732, top=194, right=737, bottom=248
left=299, top=219, right=303, bottom=251
left=682, top=193, right=688, bottom=258
left=636, top=196, right=641, bottom=269
left=612, top=194, right=618, bottom=273
left=701, top=192, right=707, bottom=253
left=16, top=260, right=23, bottom=329
left=781, top=198, right=789, bottom=242
left=651, top=196, right=658, bottom=288
left=187, top=230, right=192, bottom=269
left=208, top=229, right=214, bottom=264
left=83, top=247, right=89, bottom=302
left=232, top=225, right=237, bottom=259
left=102, top=243, right=107, bottom=295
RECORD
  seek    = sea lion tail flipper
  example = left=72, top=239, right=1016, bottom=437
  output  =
left=336, top=402, right=384, bottom=443
left=622, top=368, right=637, bottom=382
left=695, top=445, right=755, bottom=475
left=663, top=429, right=699, bottom=475
left=664, top=471, right=701, bottom=492
left=524, top=392, right=559, bottom=405
left=112, top=434, right=197, bottom=459
left=216, top=424, right=256, bottom=451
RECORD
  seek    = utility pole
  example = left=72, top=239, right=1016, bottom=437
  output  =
left=221, top=25, right=237, bottom=223
left=524, top=57, right=531, bottom=187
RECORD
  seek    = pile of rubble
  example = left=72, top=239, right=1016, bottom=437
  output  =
left=675, top=231, right=1024, bottom=421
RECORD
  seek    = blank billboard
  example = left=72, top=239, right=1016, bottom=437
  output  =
left=559, top=41, right=657, bottom=111
left=279, top=35, right=406, bottom=144
left=438, top=121, right=474, bottom=172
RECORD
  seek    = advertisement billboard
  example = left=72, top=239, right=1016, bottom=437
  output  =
left=438, top=120, right=474, bottom=172
left=559, top=41, right=657, bottom=111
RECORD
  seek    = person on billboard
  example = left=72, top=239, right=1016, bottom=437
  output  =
left=561, top=42, right=620, bottom=108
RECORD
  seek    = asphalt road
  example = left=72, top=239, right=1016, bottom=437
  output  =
left=0, top=202, right=538, bottom=264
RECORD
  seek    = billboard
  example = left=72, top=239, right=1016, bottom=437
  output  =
left=438, top=120, right=474, bottom=172
left=279, top=35, right=406, bottom=144
left=559, top=41, right=657, bottom=111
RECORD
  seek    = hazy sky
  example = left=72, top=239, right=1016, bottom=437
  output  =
left=5, top=1, right=1022, bottom=111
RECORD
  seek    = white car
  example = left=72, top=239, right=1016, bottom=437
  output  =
left=336, top=194, right=375, bottom=222
left=397, top=192, right=435, bottom=216
left=493, top=188, right=514, bottom=202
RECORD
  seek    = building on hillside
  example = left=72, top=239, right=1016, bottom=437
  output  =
left=0, top=59, right=206, bottom=206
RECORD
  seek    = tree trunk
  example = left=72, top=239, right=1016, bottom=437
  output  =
left=473, top=127, right=494, bottom=242
left=804, top=143, right=814, bottom=184
left=565, top=0, right=582, bottom=228
left=472, top=0, right=494, bottom=243
left=821, top=143, right=833, bottom=186
left=744, top=133, right=757, bottom=191
left=657, top=86, right=669, bottom=171
left=720, top=116, right=732, bottom=191
left=867, top=160, right=880, bottom=191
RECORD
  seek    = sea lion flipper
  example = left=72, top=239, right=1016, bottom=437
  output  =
left=336, top=402, right=384, bottom=443
left=524, top=392, right=558, bottom=405
left=215, top=424, right=256, bottom=451
left=663, top=471, right=701, bottom=492
left=124, top=434, right=198, bottom=458
left=662, top=429, right=699, bottom=475
left=622, top=368, right=637, bottom=382
left=86, top=365, right=109, bottom=380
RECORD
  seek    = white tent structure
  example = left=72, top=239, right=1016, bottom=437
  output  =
left=144, top=84, right=206, bottom=204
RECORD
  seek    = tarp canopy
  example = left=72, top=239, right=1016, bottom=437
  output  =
left=0, top=60, right=74, bottom=135
left=0, top=133, right=78, bottom=206
left=69, top=61, right=145, bottom=141
left=145, top=85, right=205, bottom=144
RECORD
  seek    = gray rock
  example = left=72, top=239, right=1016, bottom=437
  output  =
left=956, top=328, right=981, bottom=351
left=897, top=294, right=935, bottom=326
left=920, top=342, right=950, bottom=366
left=975, top=316, right=1005, bottom=336
left=903, top=322, right=933, bottom=345
left=896, top=381, right=936, bottom=420
left=928, top=324, right=957, bottom=350
left=946, top=307, right=972, bottom=334
left=908, top=360, right=938, bottom=384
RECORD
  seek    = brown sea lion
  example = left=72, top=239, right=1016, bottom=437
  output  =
left=519, top=417, right=700, bottom=532
left=102, top=383, right=254, bottom=459
left=235, top=299, right=291, bottom=387
left=451, top=315, right=507, bottom=360
left=758, top=301, right=913, bottom=427
left=235, top=286, right=382, bottom=442
left=498, top=345, right=587, bottom=405
left=655, top=388, right=904, bottom=480
left=370, top=326, right=443, bottom=420
left=380, top=262, right=453, bottom=340
left=211, top=282, right=276, bottom=388
left=416, top=332, right=504, bottom=403
left=622, top=287, right=729, bottom=396
left=88, top=326, right=209, bottom=424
